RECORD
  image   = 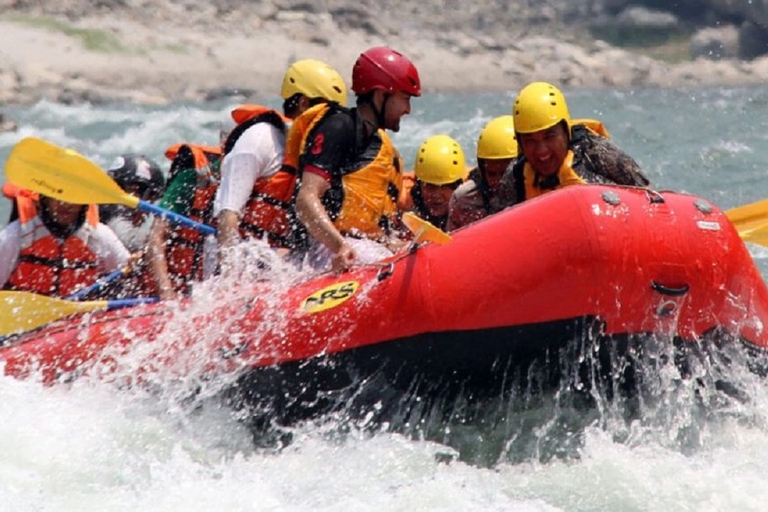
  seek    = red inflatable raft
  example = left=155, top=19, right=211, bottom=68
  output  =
left=2, top=184, right=768, bottom=422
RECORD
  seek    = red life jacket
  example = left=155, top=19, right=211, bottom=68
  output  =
left=162, top=143, right=222, bottom=293
left=5, top=210, right=101, bottom=298
left=223, top=104, right=294, bottom=248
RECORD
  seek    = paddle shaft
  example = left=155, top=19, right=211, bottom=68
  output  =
left=107, top=298, right=159, bottom=309
left=66, top=267, right=128, bottom=301
left=139, top=200, right=216, bottom=235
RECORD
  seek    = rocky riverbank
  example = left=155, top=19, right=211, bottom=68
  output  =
left=0, top=0, right=767, bottom=107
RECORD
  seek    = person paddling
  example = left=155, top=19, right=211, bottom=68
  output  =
left=214, top=59, right=348, bottom=257
left=146, top=141, right=223, bottom=300
left=95, top=154, right=166, bottom=299
left=0, top=192, right=129, bottom=298
left=295, top=47, right=420, bottom=273
left=498, top=81, right=649, bottom=207
left=101, top=153, right=166, bottom=253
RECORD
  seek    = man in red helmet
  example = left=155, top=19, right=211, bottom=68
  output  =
left=295, top=46, right=420, bottom=273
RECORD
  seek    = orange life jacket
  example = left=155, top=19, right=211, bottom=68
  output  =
left=330, top=129, right=403, bottom=239
left=3, top=182, right=99, bottom=225
left=571, top=118, right=610, bottom=138
left=221, top=104, right=293, bottom=248
left=163, top=143, right=222, bottom=292
left=5, top=211, right=101, bottom=298
left=165, top=143, right=222, bottom=175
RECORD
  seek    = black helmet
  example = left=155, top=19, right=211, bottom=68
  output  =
left=107, top=153, right=166, bottom=201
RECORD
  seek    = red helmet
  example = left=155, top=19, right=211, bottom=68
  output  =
left=351, top=47, right=421, bottom=97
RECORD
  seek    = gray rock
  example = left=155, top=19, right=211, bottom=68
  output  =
left=690, top=25, right=739, bottom=60
left=616, top=6, right=678, bottom=29
left=202, top=86, right=256, bottom=102
left=274, top=0, right=327, bottom=14
left=739, top=21, right=768, bottom=60
left=0, top=114, right=19, bottom=133
left=330, top=5, right=384, bottom=36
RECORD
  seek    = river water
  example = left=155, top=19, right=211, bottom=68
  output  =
left=2, top=86, right=768, bottom=510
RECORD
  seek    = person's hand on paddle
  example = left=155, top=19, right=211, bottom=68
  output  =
left=127, top=251, right=143, bottom=268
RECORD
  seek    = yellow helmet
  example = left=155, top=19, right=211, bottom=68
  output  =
left=414, top=135, right=467, bottom=185
left=281, top=59, right=348, bottom=105
left=476, top=115, right=518, bottom=160
left=512, top=82, right=570, bottom=134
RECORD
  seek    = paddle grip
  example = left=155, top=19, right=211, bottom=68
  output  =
left=138, top=200, right=216, bottom=235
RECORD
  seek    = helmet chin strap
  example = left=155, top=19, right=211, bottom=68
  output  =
left=376, top=93, right=390, bottom=129
left=362, top=91, right=389, bottom=133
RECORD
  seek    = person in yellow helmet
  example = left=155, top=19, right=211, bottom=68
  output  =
left=448, top=116, right=518, bottom=230
left=213, top=59, right=348, bottom=272
left=280, top=59, right=348, bottom=116
left=402, top=134, right=467, bottom=231
left=498, top=81, right=649, bottom=207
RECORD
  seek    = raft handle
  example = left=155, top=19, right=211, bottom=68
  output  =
left=651, top=281, right=689, bottom=297
left=645, top=189, right=666, bottom=204
left=377, top=262, right=395, bottom=281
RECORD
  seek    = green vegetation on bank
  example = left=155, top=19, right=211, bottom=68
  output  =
left=3, top=14, right=128, bottom=53
left=589, top=25, right=692, bottom=63
left=636, top=37, right=691, bottom=64
left=1, top=14, right=190, bottom=55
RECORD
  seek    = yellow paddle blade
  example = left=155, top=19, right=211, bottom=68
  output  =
left=736, top=223, right=768, bottom=247
left=725, top=197, right=768, bottom=226
left=0, top=291, right=108, bottom=337
left=5, top=137, right=139, bottom=208
left=402, top=211, right=452, bottom=245
left=725, top=198, right=768, bottom=248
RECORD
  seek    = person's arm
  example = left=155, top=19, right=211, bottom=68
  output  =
left=296, top=171, right=356, bottom=272
left=447, top=182, right=482, bottom=231
left=215, top=124, right=285, bottom=249
left=94, top=223, right=131, bottom=271
left=149, top=169, right=200, bottom=300
left=217, top=210, right=241, bottom=249
left=146, top=217, right=177, bottom=300
left=496, top=165, right=520, bottom=209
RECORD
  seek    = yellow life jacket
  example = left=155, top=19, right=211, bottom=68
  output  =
left=571, top=118, right=610, bottom=138
left=284, top=103, right=329, bottom=173
left=511, top=119, right=610, bottom=203
left=330, top=129, right=402, bottom=239
left=521, top=151, right=587, bottom=201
